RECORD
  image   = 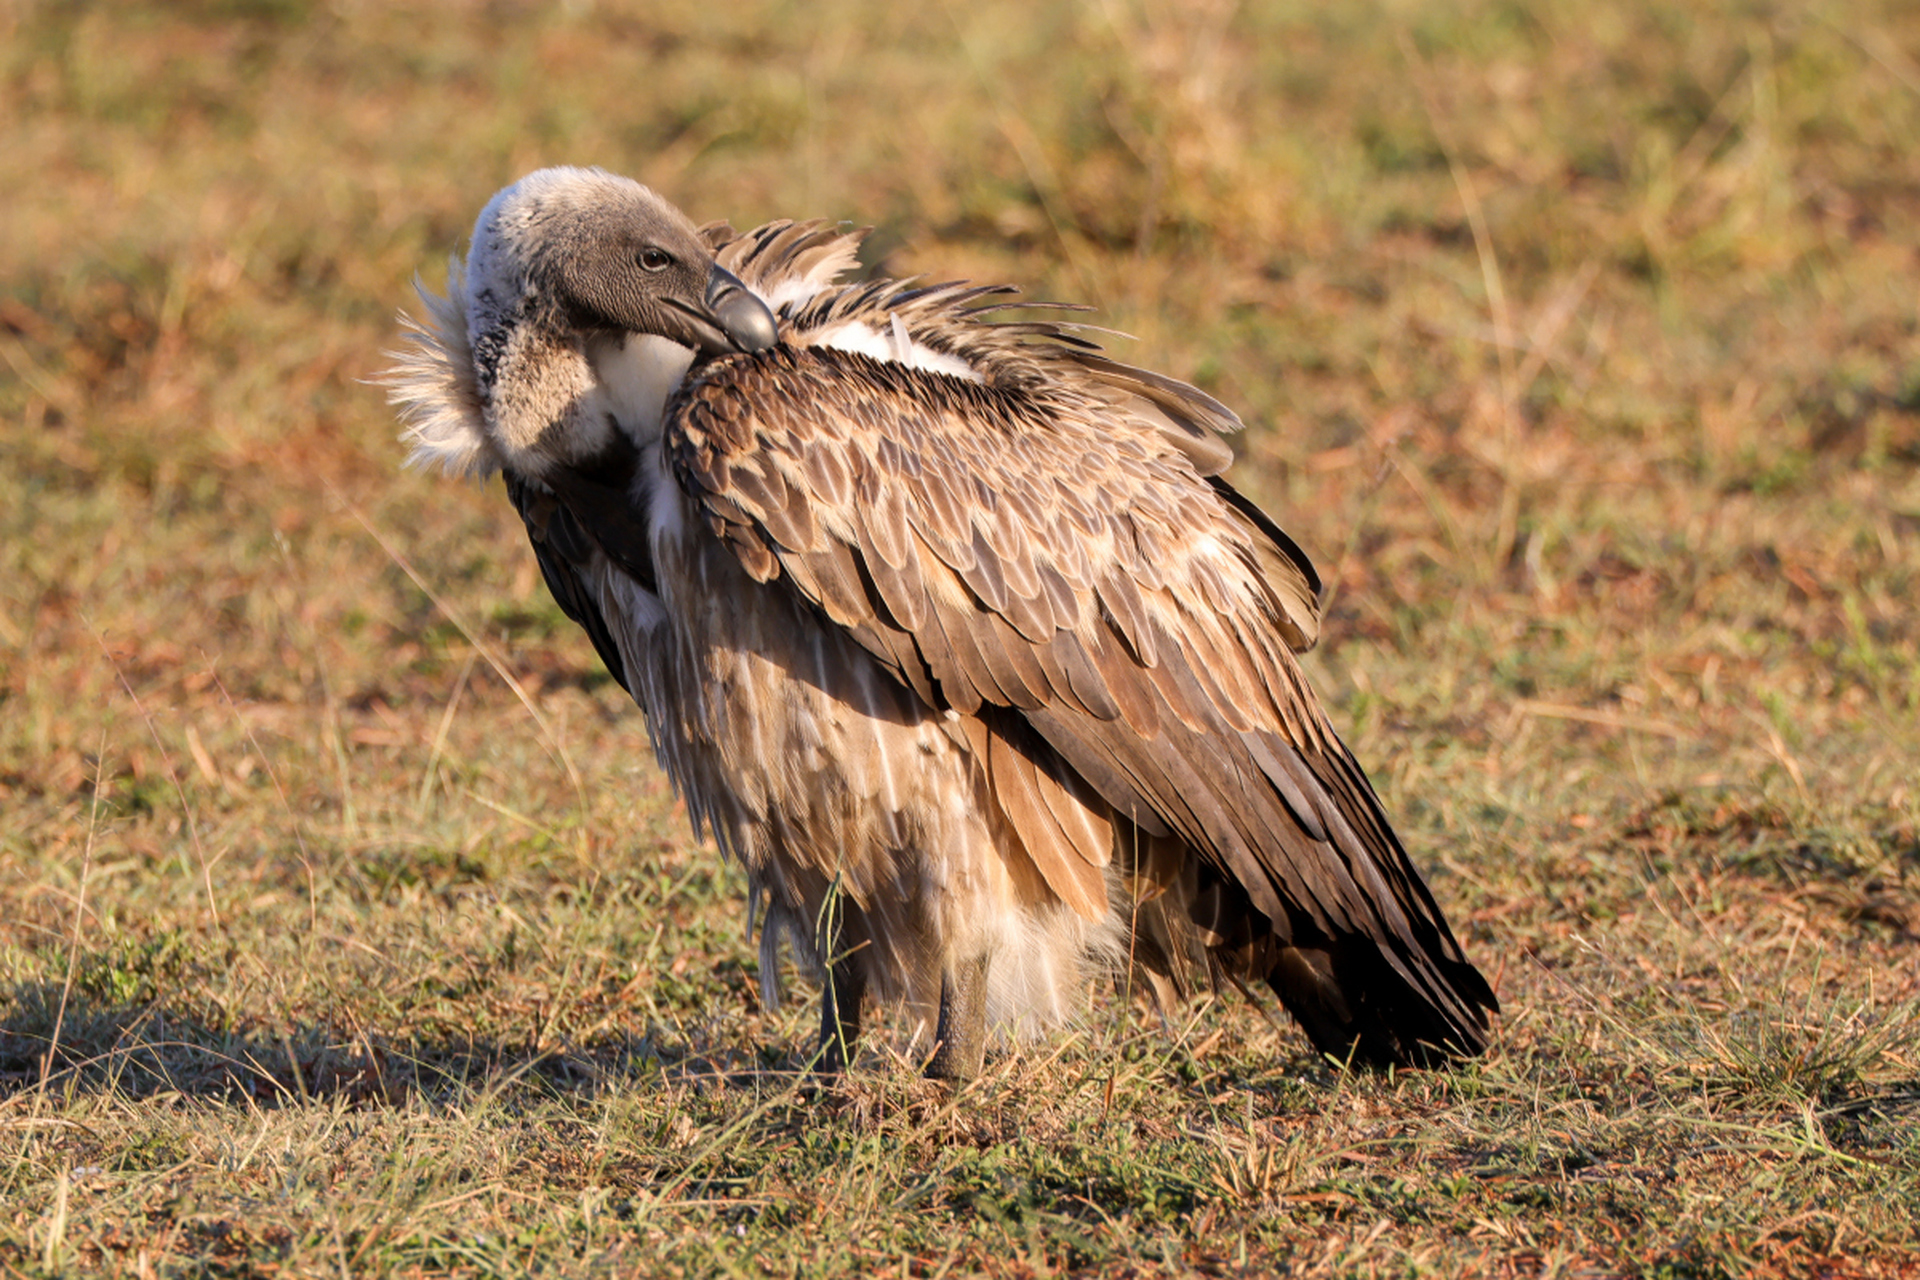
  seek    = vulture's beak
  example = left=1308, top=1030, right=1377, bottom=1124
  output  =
left=666, top=265, right=779, bottom=357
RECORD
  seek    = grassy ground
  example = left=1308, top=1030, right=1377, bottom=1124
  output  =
left=3, top=0, right=1918, bottom=1274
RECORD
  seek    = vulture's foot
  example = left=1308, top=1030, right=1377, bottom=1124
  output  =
left=925, top=953, right=989, bottom=1080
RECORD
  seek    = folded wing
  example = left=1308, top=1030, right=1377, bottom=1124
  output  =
left=663, top=340, right=1496, bottom=1064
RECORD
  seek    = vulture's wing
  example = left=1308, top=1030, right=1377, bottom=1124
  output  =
left=663, top=342, right=1496, bottom=1062
left=503, top=471, right=635, bottom=697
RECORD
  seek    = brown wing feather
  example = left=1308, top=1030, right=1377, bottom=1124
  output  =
left=665, top=341, right=1495, bottom=1064
left=957, top=716, right=1112, bottom=921
left=703, top=219, right=871, bottom=301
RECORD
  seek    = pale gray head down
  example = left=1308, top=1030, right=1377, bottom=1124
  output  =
left=455, top=167, right=778, bottom=471
left=467, top=166, right=776, bottom=357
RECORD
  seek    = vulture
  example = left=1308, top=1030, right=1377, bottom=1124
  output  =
left=386, top=166, right=1496, bottom=1079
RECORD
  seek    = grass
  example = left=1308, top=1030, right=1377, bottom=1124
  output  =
left=3, top=0, right=1918, bottom=1274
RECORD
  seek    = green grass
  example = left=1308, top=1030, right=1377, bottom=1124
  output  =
left=4, top=0, right=1919, bottom=1274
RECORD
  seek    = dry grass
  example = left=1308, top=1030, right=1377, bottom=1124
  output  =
left=3, top=0, right=1918, bottom=1275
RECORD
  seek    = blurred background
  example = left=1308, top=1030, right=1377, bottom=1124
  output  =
left=2, top=0, right=1917, bottom=1270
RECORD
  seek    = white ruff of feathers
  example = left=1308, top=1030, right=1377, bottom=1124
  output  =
left=380, top=255, right=498, bottom=480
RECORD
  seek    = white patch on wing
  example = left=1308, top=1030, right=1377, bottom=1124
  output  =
left=811, top=319, right=984, bottom=383
left=760, top=277, right=829, bottom=313
left=1184, top=531, right=1225, bottom=567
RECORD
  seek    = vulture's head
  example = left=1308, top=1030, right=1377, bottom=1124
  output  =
left=388, top=167, right=777, bottom=478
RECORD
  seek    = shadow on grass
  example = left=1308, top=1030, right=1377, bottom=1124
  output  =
left=0, top=982, right=823, bottom=1108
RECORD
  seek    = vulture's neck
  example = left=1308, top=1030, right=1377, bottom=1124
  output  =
left=478, top=322, right=695, bottom=478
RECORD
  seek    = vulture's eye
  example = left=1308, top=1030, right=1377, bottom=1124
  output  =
left=637, top=247, right=673, bottom=272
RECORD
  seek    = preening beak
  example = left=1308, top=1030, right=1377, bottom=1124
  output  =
left=664, top=265, right=779, bottom=356
left=706, top=266, right=780, bottom=353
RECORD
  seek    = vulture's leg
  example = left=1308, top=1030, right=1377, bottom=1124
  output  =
left=816, top=952, right=867, bottom=1074
left=925, top=953, right=990, bottom=1080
